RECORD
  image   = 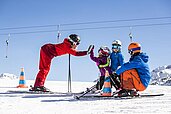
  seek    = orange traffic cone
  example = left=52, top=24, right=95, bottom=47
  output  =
left=102, top=70, right=112, bottom=96
left=17, top=68, right=28, bottom=88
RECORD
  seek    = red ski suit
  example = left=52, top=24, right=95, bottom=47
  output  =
left=34, top=38, right=88, bottom=87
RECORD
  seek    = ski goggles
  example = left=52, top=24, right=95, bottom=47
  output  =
left=112, top=45, right=121, bottom=49
left=128, top=49, right=133, bottom=55
left=69, top=37, right=80, bottom=45
left=72, top=41, right=80, bottom=45
left=128, top=47, right=141, bottom=55
left=76, top=39, right=81, bottom=45
left=75, top=42, right=80, bottom=45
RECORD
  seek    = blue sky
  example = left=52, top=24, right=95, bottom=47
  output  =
left=0, top=0, right=171, bottom=82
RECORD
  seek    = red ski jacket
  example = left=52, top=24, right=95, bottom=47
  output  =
left=54, top=38, right=88, bottom=56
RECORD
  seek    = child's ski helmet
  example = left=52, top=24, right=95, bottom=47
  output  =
left=68, top=34, right=81, bottom=45
left=98, top=46, right=111, bottom=57
left=112, top=40, right=122, bottom=46
left=112, top=40, right=122, bottom=50
left=128, top=42, right=141, bottom=55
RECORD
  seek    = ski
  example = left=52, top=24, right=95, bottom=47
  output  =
left=114, top=93, right=165, bottom=99
left=77, top=93, right=164, bottom=100
left=6, top=90, right=83, bottom=95
left=7, top=90, right=56, bottom=94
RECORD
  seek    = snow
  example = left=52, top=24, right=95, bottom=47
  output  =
left=151, top=65, right=171, bottom=86
left=0, top=73, right=18, bottom=80
left=0, top=79, right=171, bottom=114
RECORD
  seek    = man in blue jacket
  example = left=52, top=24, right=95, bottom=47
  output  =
left=115, top=42, right=151, bottom=96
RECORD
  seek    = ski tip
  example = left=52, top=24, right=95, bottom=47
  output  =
left=140, top=93, right=165, bottom=97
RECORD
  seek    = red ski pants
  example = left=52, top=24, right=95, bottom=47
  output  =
left=34, top=44, right=57, bottom=87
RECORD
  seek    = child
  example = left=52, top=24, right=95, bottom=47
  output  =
left=115, top=42, right=151, bottom=96
left=110, top=40, right=124, bottom=91
left=90, top=46, right=120, bottom=91
left=30, top=34, right=94, bottom=92
left=110, top=40, right=124, bottom=72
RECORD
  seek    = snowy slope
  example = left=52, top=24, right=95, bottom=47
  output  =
left=0, top=66, right=171, bottom=114
left=151, top=65, right=171, bottom=86
left=0, top=79, right=171, bottom=114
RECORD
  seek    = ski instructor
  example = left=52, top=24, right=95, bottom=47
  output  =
left=30, top=34, right=94, bottom=92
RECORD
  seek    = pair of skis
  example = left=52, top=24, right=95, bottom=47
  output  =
left=5, top=87, right=164, bottom=100
left=74, top=84, right=164, bottom=100
left=80, top=93, right=164, bottom=99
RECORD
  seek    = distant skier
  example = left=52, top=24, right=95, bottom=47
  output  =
left=30, top=34, right=94, bottom=92
left=115, top=42, right=151, bottom=96
left=90, top=46, right=120, bottom=91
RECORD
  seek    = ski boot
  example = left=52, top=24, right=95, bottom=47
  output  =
left=128, top=89, right=139, bottom=97
left=117, top=89, right=139, bottom=97
left=29, top=86, right=51, bottom=92
left=113, top=88, right=122, bottom=95
left=117, top=89, right=129, bottom=97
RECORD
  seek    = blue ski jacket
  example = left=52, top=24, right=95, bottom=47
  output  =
left=116, top=53, right=151, bottom=88
left=110, top=52, right=124, bottom=72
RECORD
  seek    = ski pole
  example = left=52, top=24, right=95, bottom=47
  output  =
left=68, top=54, right=72, bottom=93
left=109, top=76, right=119, bottom=89
left=103, top=68, right=119, bottom=89
left=75, top=84, right=97, bottom=100
left=75, top=75, right=112, bottom=99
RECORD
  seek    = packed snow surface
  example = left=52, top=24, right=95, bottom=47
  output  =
left=0, top=79, right=171, bottom=114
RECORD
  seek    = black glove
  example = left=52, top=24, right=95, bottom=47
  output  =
left=112, top=72, right=120, bottom=77
left=87, top=45, right=94, bottom=54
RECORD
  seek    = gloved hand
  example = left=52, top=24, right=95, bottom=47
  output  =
left=112, top=71, right=116, bottom=75
left=112, top=72, right=119, bottom=77
left=87, top=45, right=94, bottom=54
